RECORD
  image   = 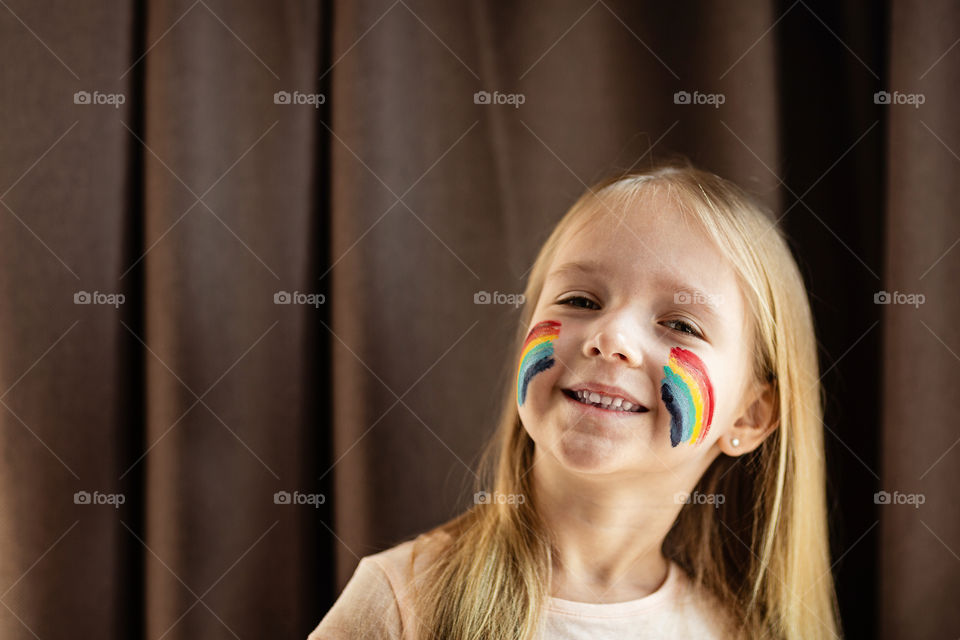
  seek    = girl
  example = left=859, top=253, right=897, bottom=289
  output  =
left=310, top=160, right=841, bottom=639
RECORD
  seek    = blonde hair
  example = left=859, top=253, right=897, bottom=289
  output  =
left=414, top=159, right=841, bottom=640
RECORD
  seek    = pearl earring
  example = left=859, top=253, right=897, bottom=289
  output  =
left=731, top=437, right=740, bottom=447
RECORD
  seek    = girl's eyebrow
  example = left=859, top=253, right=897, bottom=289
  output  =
left=550, top=262, right=716, bottom=302
left=547, top=260, right=604, bottom=278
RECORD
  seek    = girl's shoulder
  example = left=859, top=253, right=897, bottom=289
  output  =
left=366, top=528, right=454, bottom=584
left=307, top=530, right=452, bottom=640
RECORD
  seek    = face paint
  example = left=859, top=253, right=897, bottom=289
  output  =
left=660, top=347, right=715, bottom=447
left=517, top=320, right=561, bottom=406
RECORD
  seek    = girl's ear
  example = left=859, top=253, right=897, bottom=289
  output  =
left=721, top=381, right=779, bottom=456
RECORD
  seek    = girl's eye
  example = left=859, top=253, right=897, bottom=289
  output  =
left=558, top=295, right=600, bottom=310
left=556, top=297, right=704, bottom=339
left=662, top=318, right=703, bottom=339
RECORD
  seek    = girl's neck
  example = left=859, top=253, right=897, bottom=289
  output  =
left=532, top=451, right=686, bottom=603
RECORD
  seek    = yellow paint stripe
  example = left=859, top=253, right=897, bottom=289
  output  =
left=670, top=357, right=704, bottom=443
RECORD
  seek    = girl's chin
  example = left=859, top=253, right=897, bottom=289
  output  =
left=556, top=447, right=623, bottom=473
left=553, top=447, right=653, bottom=478
left=542, top=423, right=642, bottom=471
left=551, top=440, right=682, bottom=478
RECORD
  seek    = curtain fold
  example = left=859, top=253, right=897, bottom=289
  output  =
left=880, top=1, right=960, bottom=638
left=0, top=2, right=137, bottom=638
left=137, top=2, right=326, bottom=638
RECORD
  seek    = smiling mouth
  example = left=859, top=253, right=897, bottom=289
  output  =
left=561, top=389, right=649, bottom=413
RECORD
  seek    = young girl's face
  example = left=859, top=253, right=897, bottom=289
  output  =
left=517, top=189, right=757, bottom=476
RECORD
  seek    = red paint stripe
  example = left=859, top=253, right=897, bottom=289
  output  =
left=523, top=320, right=561, bottom=349
left=671, top=347, right=715, bottom=441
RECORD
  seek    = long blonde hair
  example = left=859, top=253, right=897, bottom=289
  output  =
left=414, top=159, right=840, bottom=640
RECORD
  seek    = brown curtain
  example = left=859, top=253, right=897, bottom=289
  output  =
left=879, top=2, right=960, bottom=638
left=0, top=1, right=956, bottom=638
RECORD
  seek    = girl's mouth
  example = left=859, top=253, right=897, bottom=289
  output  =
left=561, top=388, right=649, bottom=413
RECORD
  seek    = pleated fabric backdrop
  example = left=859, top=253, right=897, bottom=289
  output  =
left=0, top=1, right=956, bottom=639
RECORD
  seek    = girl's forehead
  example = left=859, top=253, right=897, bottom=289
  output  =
left=554, top=198, right=731, bottom=291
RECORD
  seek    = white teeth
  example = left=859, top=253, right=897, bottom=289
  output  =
left=571, top=389, right=640, bottom=412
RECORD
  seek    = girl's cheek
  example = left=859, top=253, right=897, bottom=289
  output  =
left=660, top=347, right=716, bottom=447
left=517, top=320, right=562, bottom=407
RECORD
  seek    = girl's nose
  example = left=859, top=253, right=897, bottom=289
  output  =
left=583, top=328, right=643, bottom=366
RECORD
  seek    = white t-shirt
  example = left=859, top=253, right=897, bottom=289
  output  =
left=309, top=532, right=738, bottom=639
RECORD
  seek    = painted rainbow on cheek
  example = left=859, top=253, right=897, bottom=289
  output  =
left=660, top=347, right=715, bottom=447
left=517, top=320, right=561, bottom=406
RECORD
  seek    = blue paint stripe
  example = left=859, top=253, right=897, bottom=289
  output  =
left=518, top=355, right=555, bottom=405
left=662, top=367, right=695, bottom=445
